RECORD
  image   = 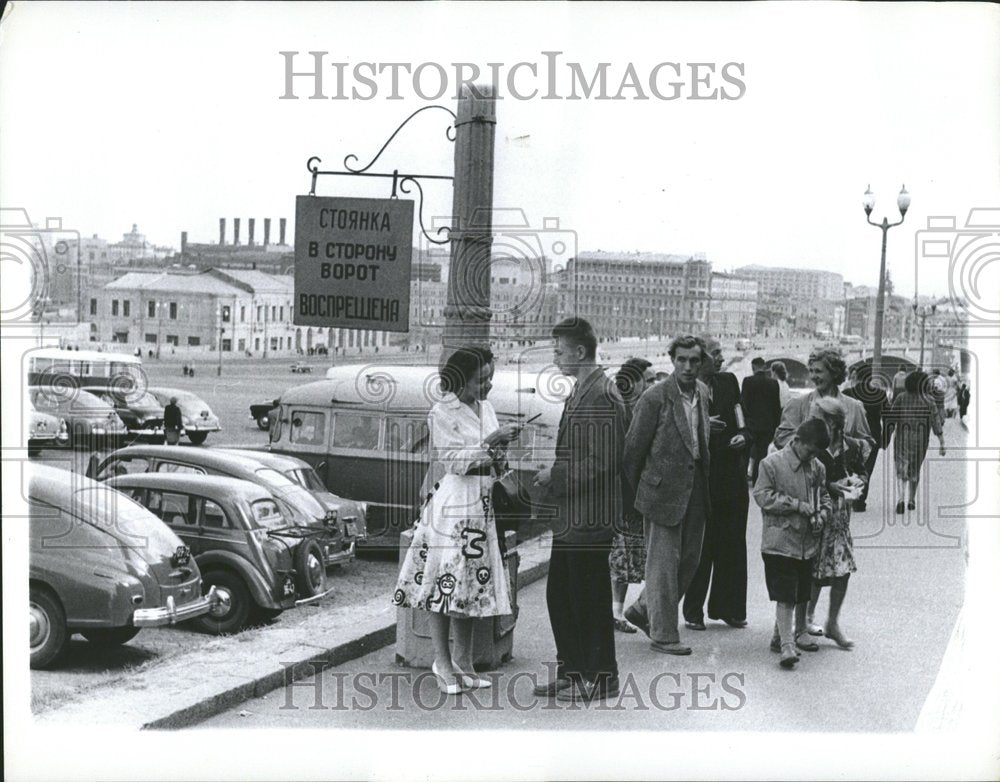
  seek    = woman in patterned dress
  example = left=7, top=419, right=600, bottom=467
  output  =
left=393, top=347, right=520, bottom=694
left=608, top=358, right=655, bottom=633
left=884, top=370, right=946, bottom=515
left=803, top=396, right=868, bottom=649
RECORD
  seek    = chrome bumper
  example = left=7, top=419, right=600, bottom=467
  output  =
left=295, top=584, right=336, bottom=607
left=322, top=539, right=356, bottom=566
left=133, top=585, right=218, bottom=627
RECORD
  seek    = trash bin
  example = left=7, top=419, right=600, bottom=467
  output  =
left=395, top=528, right=519, bottom=670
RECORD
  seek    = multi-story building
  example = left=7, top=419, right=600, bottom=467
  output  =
left=708, top=272, right=758, bottom=338
left=87, top=268, right=390, bottom=356
left=735, top=265, right=844, bottom=301
left=556, top=252, right=712, bottom=340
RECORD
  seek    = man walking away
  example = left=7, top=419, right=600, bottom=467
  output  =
left=532, top=318, right=628, bottom=703
left=164, top=396, right=182, bottom=445
left=741, top=356, right=782, bottom=484
left=622, top=335, right=712, bottom=656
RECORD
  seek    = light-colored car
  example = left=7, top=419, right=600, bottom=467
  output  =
left=28, top=386, right=128, bottom=447
left=29, top=464, right=215, bottom=668
left=147, top=388, right=221, bottom=445
left=28, top=406, right=69, bottom=456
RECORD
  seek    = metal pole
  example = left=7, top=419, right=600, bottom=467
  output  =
left=441, top=84, right=496, bottom=364
left=872, top=221, right=888, bottom=380
left=919, top=314, right=926, bottom=368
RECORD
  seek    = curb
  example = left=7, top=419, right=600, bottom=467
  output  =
left=143, top=537, right=552, bottom=730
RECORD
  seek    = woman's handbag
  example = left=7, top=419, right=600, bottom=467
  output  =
left=491, top=468, right=533, bottom=534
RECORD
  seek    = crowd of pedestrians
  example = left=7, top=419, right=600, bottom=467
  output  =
left=392, top=320, right=966, bottom=698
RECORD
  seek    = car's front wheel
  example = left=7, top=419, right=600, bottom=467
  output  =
left=30, top=586, right=68, bottom=669
left=294, top=539, right=327, bottom=597
left=81, top=627, right=141, bottom=647
left=188, top=431, right=208, bottom=445
left=194, top=570, right=252, bottom=634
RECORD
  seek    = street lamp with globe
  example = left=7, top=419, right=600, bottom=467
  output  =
left=863, top=184, right=911, bottom=385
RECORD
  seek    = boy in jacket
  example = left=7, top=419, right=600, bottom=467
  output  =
left=753, top=418, right=833, bottom=668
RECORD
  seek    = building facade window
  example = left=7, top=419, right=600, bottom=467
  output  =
left=279, top=306, right=284, bottom=321
left=222, top=305, right=231, bottom=323
left=166, top=335, right=179, bottom=346
left=221, top=339, right=232, bottom=352
left=169, top=302, right=178, bottom=320
left=148, top=301, right=156, bottom=317
left=123, top=300, right=130, bottom=317
left=257, top=306, right=263, bottom=321
left=254, top=338, right=260, bottom=351
left=187, top=336, right=201, bottom=347
left=90, top=298, right=98, bottom=316
left=240, top=305, right=246, bottom=323
left=112, top=331, right=129, bottom=343
left=145, top=334, right=158, bottom=344
left=237, top=338, right=246, bottom=352
left=271, top=305, right=277, bottom=320
left=111, top=300, right=119, bottom=316
left=270, top=337, right=279, bottom=351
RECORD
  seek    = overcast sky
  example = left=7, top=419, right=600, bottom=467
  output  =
left=2, top=2, right=998, bottom=298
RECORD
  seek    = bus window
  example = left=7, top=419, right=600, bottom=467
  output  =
left=386, top=417, right=430, bottom=454
left=332, top=413, right=381, bottom=450
left=289, top=410, right=326, bottom=446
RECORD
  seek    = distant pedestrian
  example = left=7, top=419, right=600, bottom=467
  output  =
left=884, top=371, right=945, bottom=514
left=770, top=361, right=792, bottom=408
left=753, top=418, right=833, bottom=669
left=164, top=396, right=182, bottom=445
left=957, top=381, right=971, bottom=423
left=609, top=357, right=655, bottom=633
left=182, top=363, right=189, bottom=377
left=930, top=369, right=947, bottom=421
left=891, top=364, right=908, bottom=401
left=742, top=356, right=782, bottom=483
left=189, top=365, right=195, bottom=378
left=944, top=369, right=959, bottom=419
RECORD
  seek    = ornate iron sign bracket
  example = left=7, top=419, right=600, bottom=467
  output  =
left=305, top=105, right=456, bottom=245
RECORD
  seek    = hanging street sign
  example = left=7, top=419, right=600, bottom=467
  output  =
left=293, top=195, right=413, bottom=332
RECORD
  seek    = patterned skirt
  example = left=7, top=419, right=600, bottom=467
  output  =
left=813, top=501, right=857, bottom=584
left=392, top=473, right=513, bottom=618
left=609, top=514, right=646, bottom=584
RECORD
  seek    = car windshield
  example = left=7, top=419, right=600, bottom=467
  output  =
left=70, top=486, right=180, bottom=551
left=254, top=468, right=325, bottom=518
left=254, top=468, right=294, bottom=488
left=132, top=392, right=161, bottom=407
left=288, top=468, right=326, bottom=493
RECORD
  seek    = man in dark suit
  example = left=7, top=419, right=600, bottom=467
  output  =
left=842, top=366, right=888, bottom=512
left=532, top=317, right=628, bottom=702
left=622, top=335, right=711, bottom=656
left=741, top=356, right=782, bottom=483
left=683, top=336, right=751, bottom=630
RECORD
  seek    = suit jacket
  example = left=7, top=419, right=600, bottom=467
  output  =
left=740, top=370, right=782, bottom=438
left=622, top=374, right=711, bottom=527
left=544, top=366, right=628, bottom=544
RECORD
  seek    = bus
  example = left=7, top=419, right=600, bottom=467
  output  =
left=26, top=348, right=144, bottom=393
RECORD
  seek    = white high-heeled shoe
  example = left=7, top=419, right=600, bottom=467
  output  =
left=457, top=671, right=492, bottom=690
left=431, top=661, right=465, bottom=695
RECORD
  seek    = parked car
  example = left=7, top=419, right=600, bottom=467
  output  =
left=28, top=386, right=128, bottom=448
left=28, top=405, right=69, bottom=457
left=147, top=388, right=221, bottom=445
left=29, top=464, right=216, bottom=668
left=215, top=448, right=368, bottom=560
left=250, top=398, right=280, bottom=431
left=107, top=474, right=329, bottom=633
left=290, top=363, right=313, bottom=374
left=87, top=445, right=347, bottom=574
left=84, top=385, right=165, bottom=441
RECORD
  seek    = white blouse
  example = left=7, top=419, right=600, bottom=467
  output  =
left=420, top=394, right=499, bottom=495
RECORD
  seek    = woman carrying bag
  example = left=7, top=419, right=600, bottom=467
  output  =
left=392, top=346, right=521, bottom=695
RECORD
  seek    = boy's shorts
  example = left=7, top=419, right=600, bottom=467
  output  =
left=762, top=553, right=813, bottom=603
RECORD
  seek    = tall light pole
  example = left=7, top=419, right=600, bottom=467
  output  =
left=863, top=184, right=910, bottom=384
left=912, top=302, right=937, bottom=369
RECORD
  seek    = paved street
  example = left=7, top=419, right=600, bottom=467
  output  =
left=199, top=417, right=969, bottom=731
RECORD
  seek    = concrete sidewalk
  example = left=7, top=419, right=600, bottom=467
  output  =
left=35, top=534, right=554, bottom=730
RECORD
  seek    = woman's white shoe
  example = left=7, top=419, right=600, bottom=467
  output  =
left=431, top=662, right=466, bottom=695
